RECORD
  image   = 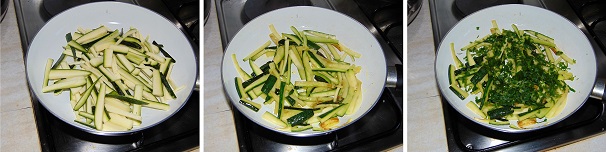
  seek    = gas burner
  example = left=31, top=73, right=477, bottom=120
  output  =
left=43, top=0, right=113, bottom=17
left=408, top=0, right=422, bottom=25
left=177, top=1, right=199, bottom=42
left=243, top=0, right=311, bottom=22
left=374, top=5, right=402, bottom=32
left=161, top=0, right=200, bottom=44
left=354, top=0, right=403, bottom=61
left=204, top=0, right=210, bottom=25
left=1, top=0, right=8, bottom=22
left=177, top=1, right=199, bottom=28
left=454, top=0, right=519, bottom=16
left=373, top=4, right=403, bottom=58
left=569, top=0, right=606, bottom=57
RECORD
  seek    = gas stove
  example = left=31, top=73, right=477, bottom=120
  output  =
left=214, top=0, right=403, bottom=151
left=430, top=0, right=606, bottom=151
left=13, top=0, right=199, bottom=151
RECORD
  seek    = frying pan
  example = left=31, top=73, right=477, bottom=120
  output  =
left=221, top=6, right=387, bottom=137
left=25, top=2, right=198, bottom=136
left=435, top=4, right=597, bottom=133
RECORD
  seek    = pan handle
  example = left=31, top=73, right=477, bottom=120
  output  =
left=386, top=64, right=403, bottom=90
left=194, top=79, right=200, bottom=91
left=591, top=78, right=606, bottom=100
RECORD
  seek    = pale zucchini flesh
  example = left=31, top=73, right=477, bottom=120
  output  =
left=41, top=26, right=181, bottom=131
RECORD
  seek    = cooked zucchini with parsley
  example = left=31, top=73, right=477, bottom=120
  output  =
left=450, top=20, right=575, bottom=129
left=233, top=24, right=363, bottom=132
left=42, top=25, right=184, bottom=131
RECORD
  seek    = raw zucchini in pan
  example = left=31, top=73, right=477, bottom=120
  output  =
left=41, top=25, right=184, bottom=131
left=232, top=25, right=363, bottom=132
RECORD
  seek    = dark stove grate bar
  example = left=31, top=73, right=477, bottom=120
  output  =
left=329, top=90, right=403, bottom=152
left=353, top=0, right=403, bottom=62
left=234, top=89, right=402, bottom=151
left=568, top=0, right=606, bottom=55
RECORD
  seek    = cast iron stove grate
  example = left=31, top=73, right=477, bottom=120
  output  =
left=232, top=91, right=401, bottom=151
left=353, top=0, right=403, bottom=62
left=567, top=0, right=606, bottom=56
left=440, top=97, right=604, bottom=151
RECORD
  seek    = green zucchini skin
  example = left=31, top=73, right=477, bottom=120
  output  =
left=282, top=33, right=302, bottom=45
left=242, top=72, right=269, bottom=88
left=106, top=93, right=149, bottom=105
left=319, top=104, right=346, bottom=120
left=76, top=26, right=109, bottom=44
left=73, top=78, right=101, bottom=111
left=277, top=81, right=286, bottom=118
left=449, top=85, right=467, bottom=100
left=239, top=99, right=260, bottom=112
left=121, top=37, right=142, bottom=49
left=159, top=72, right=177, bottom=99
left=284, top=107, right=319, bottom=111
left=235, top=77, right=246, bottom=99
left=261, top=75, right=277, bottom=95
left=287, top=110, right=314, bottom=126
left=68, top=40, right=87, bottom=52
left=291, top=125, right=313, bottom=132
left=152, top=41, right=176, bottom=63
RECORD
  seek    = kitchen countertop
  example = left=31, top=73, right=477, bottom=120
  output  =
left=203, top=0, right=239, bottom=151
left=202, top=0, right=402, bottom=151
left=1, top=0, right=42, bottom=151
left=407, top=0, right=606, bottom=151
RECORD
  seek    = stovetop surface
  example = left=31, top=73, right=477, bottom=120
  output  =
left=12, top=0, right=200, bottom=151
left=214, top=0, right=403, bottom=151
left=429, top=0, right=606, bottom=151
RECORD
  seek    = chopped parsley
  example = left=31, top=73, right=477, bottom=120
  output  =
left=452, top=22, right=575, bottom=124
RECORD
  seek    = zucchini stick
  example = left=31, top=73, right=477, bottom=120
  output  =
left=43, top=59, right=54, bottom=87
left=244, top=41, right=271, bottom=61
left=94, top=83, right=107, bottom=130
left=152, top=69, right=164, bottom=97
left=133, top=85, right=143, bottom=126
left=43, top=26, right=180, bottom=132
